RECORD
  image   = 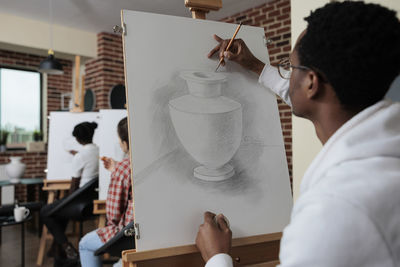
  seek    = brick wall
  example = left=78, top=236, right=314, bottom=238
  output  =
left=220, top=0, right=293, bottom=185
left=0, top=49, right=72, bottom=201
left=85, top=32, right=125, bottom=110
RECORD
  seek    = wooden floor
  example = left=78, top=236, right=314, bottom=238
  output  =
left=0, top=219, right=115, bottom=267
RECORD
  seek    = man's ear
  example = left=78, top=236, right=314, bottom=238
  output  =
left=304, top=71, right=321, bottom=99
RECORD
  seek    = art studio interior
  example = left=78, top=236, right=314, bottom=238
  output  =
left=0, top=0, right=399, bottom=267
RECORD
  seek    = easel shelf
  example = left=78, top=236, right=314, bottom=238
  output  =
left=122, top=233, right=281, bottom=267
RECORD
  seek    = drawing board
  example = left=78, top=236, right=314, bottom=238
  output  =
left=47, top=112, right=99, bottom=180
left=122, top=10, right=293, bottom=251
left=98, top=109, right=127, bottom=199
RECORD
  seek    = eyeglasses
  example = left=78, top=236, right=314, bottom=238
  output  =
left=277, top=57, right=310, bottom=79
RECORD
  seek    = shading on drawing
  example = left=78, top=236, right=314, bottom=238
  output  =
left=123, top=10, right=293, bottom=251
left=169, top=70, right=242, bottom=181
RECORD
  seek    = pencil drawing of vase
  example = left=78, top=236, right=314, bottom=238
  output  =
left=169, top=70, right=242, bottom=181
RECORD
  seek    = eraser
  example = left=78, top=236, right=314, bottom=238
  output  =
left=214, top=213, right=230, bottom=229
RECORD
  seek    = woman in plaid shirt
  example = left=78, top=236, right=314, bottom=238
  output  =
left=79, top=117, right=134, bottom=267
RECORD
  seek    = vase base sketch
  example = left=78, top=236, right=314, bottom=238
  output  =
left=194, top=163, right=235, bottom=181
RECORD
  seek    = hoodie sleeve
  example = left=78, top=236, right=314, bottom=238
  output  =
left=278, top=194, right=389, bottom=267
left=205, top=253, right=233, bottom=267
left=258, top=64, right=291, bottom=107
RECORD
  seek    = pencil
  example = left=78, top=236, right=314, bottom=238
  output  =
left=215, top=22, right=243, bottom=72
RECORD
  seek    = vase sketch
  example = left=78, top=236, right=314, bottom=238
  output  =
left=169, top=70, right=242, bottom=181
left=5, top=156, right=26, bottom=183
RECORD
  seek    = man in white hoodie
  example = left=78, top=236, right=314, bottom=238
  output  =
left=196, top=2, right=400, bottom=266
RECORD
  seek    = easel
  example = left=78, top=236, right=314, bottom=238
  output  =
left=93, top=199, right=113, bottom=260
left=121, top=1, right=281, bottom=266
left=36, top=55, right=86, bottom=266
left=71, top=55, right=85, bottom=113
left=36, top=179, right=71, bottom=266
left=93, top=200, right=107, bottom=228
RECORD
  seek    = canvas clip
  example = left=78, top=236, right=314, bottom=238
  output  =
left=113, top=24, right=126, bottom=35
left=131, top=223, right=140, bottom=239
left=263, top=35, right=273, bottom=46
left=124, top=224, right=136, bottom=237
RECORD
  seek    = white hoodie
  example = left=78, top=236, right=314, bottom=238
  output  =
left=206, top=65, right=400, bottom=267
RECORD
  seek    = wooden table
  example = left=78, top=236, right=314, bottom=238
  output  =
left=0, top=178, right=44, bottom=244
left=0, top=215, right=32, bottom=267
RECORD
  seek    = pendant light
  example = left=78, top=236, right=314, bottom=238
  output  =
left=38, top=0, right=64, bottom=74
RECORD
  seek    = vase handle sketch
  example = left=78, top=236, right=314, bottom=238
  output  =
left=169, top=70, right=242, bottom=181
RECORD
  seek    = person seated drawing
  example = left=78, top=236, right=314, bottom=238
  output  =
left=41, top=121, right=99, bottom=260
left=195, top=2, right=400, bottom=267
left=79, top=117, right=134, bottom=267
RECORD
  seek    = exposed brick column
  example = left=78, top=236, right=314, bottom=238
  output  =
left=220, top=0, right=293, bottom=187
left=47, top=60, right=73, bottom=112
left=85, top=32, right=125, bottom=110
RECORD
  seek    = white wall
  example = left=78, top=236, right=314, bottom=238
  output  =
left=290, top=0, right=400, bottom=201
left=0, top=13, right=97, bottom=59
left=290, top=0, right=329, bottom=201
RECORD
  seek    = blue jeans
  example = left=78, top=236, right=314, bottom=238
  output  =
left=79, top=230, right=104, bottom=267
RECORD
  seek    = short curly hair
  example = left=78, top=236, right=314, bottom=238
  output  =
left=72, top=121, right=97, bottom=143
left=297, top=1, right=400, bottom=110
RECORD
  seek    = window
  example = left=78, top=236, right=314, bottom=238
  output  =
left=0, top=67, right=42, bottom=148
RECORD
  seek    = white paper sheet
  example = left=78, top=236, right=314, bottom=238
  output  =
left=122, top=10, right=293, bottom=251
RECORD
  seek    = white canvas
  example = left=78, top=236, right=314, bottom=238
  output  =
left=98, top=109, right=127, bottom=199
left=122, top=10, right=293, bottom=251
left=47, top=112, right=99, bottom=180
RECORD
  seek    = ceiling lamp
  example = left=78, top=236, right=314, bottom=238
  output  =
left=39, top=49, right=63, bottom=74
left=38, top=0, right=63, bottom=75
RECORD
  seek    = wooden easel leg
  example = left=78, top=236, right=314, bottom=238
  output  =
left=59, top=190, right=66, bottom=199
left=191, top=10, right=206, bottom=19
left=73, top=221, right=81, bottom=248
left=36, top=191, right=55, bottom=266
left=98, top=214, right=106, bottom=228
left=36, top=226, right=48, bottom=266
left=123, top=260, right=136, bottom=267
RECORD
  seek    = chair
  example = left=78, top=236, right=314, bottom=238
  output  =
left=46, top=177, right=99, bottom=238
left=94, top=221, right=136, bottom=258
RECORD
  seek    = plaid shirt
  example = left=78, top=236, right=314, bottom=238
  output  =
left=97, top=158, right=134, bottom=243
